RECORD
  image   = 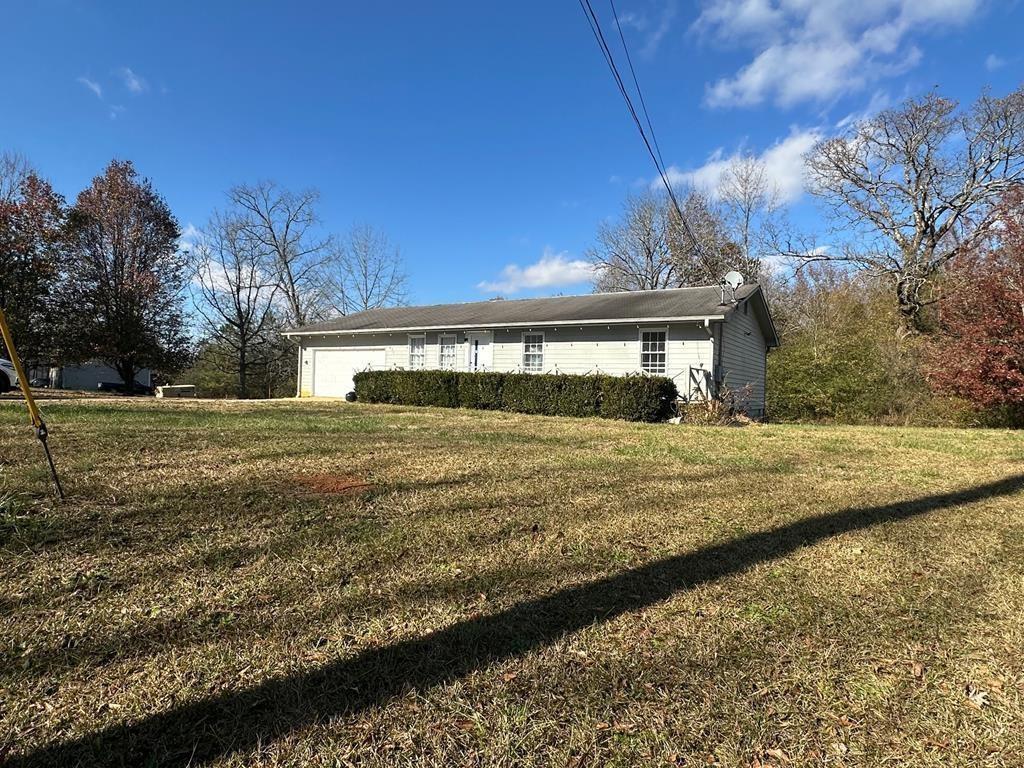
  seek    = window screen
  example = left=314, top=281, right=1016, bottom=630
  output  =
left=523, top=332, right=544, bottom=372
left=640, top=330, right=667, bottom=374
left=439, top=334, right=457, bottom=369
left=409, top=336, right=425, bottom=369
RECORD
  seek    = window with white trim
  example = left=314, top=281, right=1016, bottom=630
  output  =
left=408, top=335, right=425, bottom=369
left=640, top=330, right=667, bottom=374
left=522, top=332, right=544, bottom=372
left=438, top=334, right=457, bottom=370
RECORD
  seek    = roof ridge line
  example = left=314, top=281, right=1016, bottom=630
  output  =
left=351, top=282, right=753, bottom=314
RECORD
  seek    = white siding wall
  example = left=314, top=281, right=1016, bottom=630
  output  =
left=491, top=324, right=714, bottom=397
left=297, top=323, right=716, bottom=398
left=719, top=301, right=767, bottom=417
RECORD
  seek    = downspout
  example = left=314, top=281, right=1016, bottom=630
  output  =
left=713, top=321, right=724, bottom=398
left=295, top=340, right=303, bottom=398
left=703, top=319, right=723, bottom=399
left=763, top=345, right=769, bottom=422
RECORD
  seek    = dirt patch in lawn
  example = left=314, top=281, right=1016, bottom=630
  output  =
left=293, top=472, right=376, bottom=496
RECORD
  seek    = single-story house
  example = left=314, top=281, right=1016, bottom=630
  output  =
left=284, top=283, right=779, bottom=417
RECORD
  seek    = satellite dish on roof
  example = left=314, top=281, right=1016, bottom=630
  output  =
left=723, top=271, right=745, bottom=290
left=720, top=271, right=745, bottom=304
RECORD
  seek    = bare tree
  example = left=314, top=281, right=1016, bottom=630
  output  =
left=668, top=191, right=760, bottom=286
left=0, top=151, right=32, bottom=204
left=588, top=185, right=772, bottom=293
left=192, top=212, right=280, bottom=398
left=227, top=181, right=332, bottom=327
left=718, top=155, right=782, bottom=265
left=326, top=224, right=408, bottom=313
left=588, top=193, right=676, bottom=291
left=804, top=87, right=1024, bottom=333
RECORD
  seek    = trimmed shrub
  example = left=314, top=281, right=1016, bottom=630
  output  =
left=351, top=369, right=396, bottom=404
left=554, top=375, right=604, bottom=418
left=502, top=373, right=558, bottom=415
left=354, top=370, right=459, bottom=408
left=456, top=371, right=505, bottom=410
left=600, top=374, right=678, bottom=422
left=353, top=369, right=677, bottom=422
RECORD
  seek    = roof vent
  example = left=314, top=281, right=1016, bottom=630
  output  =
left=720, top=271, right=744, bottom=304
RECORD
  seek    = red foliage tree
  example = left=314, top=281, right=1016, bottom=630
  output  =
left=927, top=189, right=1024, bottom=417
left=61, top=160, right=190, bottom=387
left=0, top=164, right=66, bottom=364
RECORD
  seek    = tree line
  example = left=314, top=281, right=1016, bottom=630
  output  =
left=187, top=181, right=406, bottom=397
left=585, top=155, right=777, bottom=292
left=0, top=157, right=407, bottom=398
left=589, top=84, right=1024, bottom=426
left=4, top=83, right=1022, bottom=421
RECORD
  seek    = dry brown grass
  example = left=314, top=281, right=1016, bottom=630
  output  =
left=1, top=399, right=1023, bottom=767
left=0, top=389, right=122, bottom=402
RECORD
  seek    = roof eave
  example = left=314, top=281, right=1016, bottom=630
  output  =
left=283, top=314, right=728, bottom=337
left=742, top=285, right=780, bottom=348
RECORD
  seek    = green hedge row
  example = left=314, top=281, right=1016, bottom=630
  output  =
left=353, top=369, right=678, bottom=422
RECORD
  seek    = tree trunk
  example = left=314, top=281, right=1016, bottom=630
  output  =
left=895, top=275, right=927, bottom=337
left=116, top=362, right=137, bottom=394
left=237, top=345, right=248, bottom=400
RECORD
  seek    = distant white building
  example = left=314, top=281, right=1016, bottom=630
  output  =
left=41, top=362, right=152, bottom=392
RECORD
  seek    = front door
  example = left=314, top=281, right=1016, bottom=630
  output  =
left=466, top=331, right=493, bottom=372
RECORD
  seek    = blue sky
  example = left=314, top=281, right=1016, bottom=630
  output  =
left=1, top=1, right=1020, bottom=304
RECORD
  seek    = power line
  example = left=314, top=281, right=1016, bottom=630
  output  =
left=608, top=0, right=665, bottom=172
left=577, top=0, right=714, bottom=272
left=577, top=0, right=670, bottom=201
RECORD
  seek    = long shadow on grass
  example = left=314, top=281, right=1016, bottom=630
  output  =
left=9, top=473, right=1024, bottom=767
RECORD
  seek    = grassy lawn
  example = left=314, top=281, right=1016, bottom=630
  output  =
left=1, top=399, right=1023, bottom=767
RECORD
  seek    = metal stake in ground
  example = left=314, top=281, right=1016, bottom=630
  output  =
left=0, top=307, right=65, bottom=499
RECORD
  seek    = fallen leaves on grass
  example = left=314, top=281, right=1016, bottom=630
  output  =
left=965, top=684, right=990, bottom=708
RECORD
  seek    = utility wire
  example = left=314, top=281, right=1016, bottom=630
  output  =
left=608, top=0, right=665, bottom=172
left=577, top=0, right=714, bottom=272
left=578, top=0, right=667, bottom=198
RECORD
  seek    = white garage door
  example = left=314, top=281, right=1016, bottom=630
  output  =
left=312, top=348, right=386, bottom=398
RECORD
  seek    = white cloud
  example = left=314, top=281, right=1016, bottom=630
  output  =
left=617, top=2, right=679, bottom=57
left=661, top=128, right=822, bottom=204
left=77, top=76, right=102, bottom=99
left=836, top=90, right=892, bottom=129
left=697, top=0, right=981, bottom=108
left=178, top=222, right=201, bottom=253
left=118, top=66, right=148, bottom=94
left=692, top=0, right=784, bottom=45
left=478, top=247, right=597, bottom=294
left=985, top=53, right=1005, bottom=71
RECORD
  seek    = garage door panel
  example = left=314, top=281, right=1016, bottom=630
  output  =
left=312, top=348, right=385, bottom=397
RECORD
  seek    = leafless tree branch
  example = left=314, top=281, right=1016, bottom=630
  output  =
left=805, top=86, right=1024, bottom=331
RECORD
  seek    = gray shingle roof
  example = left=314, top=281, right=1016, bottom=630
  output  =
left=286, top=283, right=764, bottom=336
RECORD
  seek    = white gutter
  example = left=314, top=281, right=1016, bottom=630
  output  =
left=282, top=315, right=728, bottom=337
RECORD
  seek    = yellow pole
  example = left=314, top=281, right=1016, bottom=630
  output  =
left=0, top=307, right=64, bottom=499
